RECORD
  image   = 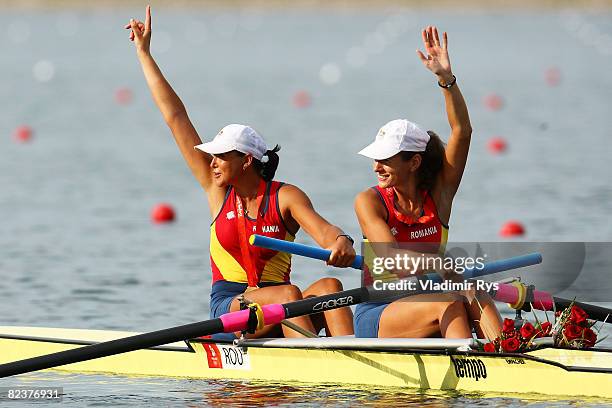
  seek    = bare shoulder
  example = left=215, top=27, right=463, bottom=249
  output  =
left=277, top=183, right=311, bottom=204
left=355, top=187, right=379, bottom=204
left=354, top=188, right=385, bottom=218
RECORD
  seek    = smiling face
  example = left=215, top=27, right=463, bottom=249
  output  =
left=209, top=151, right=252, bottom=187
left=373, top=152, right=422, bottom=189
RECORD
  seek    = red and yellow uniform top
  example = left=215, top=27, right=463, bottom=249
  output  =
left=363, top=186, right=449, bottom=285
left=210, top=181, right=295, bottom=284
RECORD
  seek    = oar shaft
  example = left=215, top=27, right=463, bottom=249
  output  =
left=250, top=235, right=364, bottom=269
left=250, top=235, right=541, bottom=280
left=552, top=298, right=611, bottom=323
left=0, top=319, right=224, bottom=378
left=493, top=282, right=612, bottom=323
left=461, top=253, right=542, bottom=280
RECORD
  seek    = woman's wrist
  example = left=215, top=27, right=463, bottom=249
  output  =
left=336, top=234, right=355, bottom=246
left=137, top=49, right=152, bottom=60
left=436, top=73, right=455, bottom=86
left=437, top=74, right=456, bottom=89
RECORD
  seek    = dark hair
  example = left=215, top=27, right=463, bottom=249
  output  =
left=247, top=144, right=281, bottom=182
left=400, top=131, right=445, bottom=190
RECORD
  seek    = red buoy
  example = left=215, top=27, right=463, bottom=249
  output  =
left=487, top=137, right=507, bottom=154
left=115, top=87, right=133, bottom=105
left=545, top=67, right=562, bottom=87
left=499, top=221, right=525, bottom=237
left=13, top=125, right=33, bottom=143
left=292, top=90, right=311, bottom=109
left=151, top=203, right=175, bottom=223
left=484, top=93, right=504, bottom=111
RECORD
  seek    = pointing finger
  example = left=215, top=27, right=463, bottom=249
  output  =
left=145, top=4, right=152, bottom=32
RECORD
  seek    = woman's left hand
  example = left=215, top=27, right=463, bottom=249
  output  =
left=326, top=237, right=356, bottom=268
left=416, top=26, right=453, bottom=84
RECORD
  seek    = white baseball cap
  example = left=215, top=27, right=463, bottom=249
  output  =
left=358, top=119, right=430, bottom=160
left=195, top=124, right=268, bottom=161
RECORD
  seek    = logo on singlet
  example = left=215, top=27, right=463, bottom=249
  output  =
left=262, top=225, right=280, bottom=233
left=410, top=225, right=438, bottom=240
left=226, top=211, right=235, bottom=220
left=390, top=227, right=398, bottom=236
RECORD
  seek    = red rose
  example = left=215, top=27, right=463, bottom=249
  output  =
left=501, top=337, right=520, bottom=353
left=520, top=322, right=536, bottom=340
left=540, top=322, right=552, bottom=336
left=502, top=318, right=515, bottom=333
left=570, top=306, right=588, bottom=326
left=564, top=324, right=583, bottom=341
left=583, top=328, right=597, bottom=348
left=483, top=342, right=496, bottom=353
left=535, top=321, right=552, bottom=338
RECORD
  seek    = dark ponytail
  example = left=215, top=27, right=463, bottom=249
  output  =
left=400, top=131, right=445, bottom=190
left=255, top=144, right=281, bottom=181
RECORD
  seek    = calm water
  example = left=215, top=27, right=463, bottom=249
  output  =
left=1, top=7, right=612, bottom=406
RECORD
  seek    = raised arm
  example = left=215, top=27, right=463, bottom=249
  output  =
left=279, top=185, right=355, bottom=268
left=417, top=26, right=472, bottom=199
left=126, top=6, right=218, bottom=197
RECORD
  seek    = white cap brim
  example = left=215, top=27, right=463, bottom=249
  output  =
left=194, top=139, right=235, bottom=155
left=358, top=141, right=401, bottom=160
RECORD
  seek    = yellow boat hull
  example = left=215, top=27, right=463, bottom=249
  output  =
left=1, top=327, right=610, bottom=399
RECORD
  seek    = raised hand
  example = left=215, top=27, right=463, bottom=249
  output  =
left=416, top=26, right=453, bottom=84
left=124, top=5, right=152, bottom=55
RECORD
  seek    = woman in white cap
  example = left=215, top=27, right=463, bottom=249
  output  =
left=126, top=7, right=355, bottom=339
left=354, top=27, right=502, bottom=338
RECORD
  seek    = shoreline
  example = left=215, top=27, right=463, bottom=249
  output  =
left=2, top=0, right=612, bottom=10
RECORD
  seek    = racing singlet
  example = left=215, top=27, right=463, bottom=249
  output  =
left=363, top=186, right=449, bottom=285
left=210, top=181, right=295, bottom=284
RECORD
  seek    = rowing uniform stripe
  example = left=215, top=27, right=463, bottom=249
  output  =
left=210, top=181, right=294, bottom=284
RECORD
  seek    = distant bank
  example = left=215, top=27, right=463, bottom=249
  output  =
left=2, top=0, right=612, bottom=10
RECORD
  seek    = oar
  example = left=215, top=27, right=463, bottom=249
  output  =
left=250, top=235, right=365, bottom=269
left=493, top=282, right=612, bottom=323
left=0, top=242, right=542, bottom=378
left=252, top=235, right=611, bottom=324
left=0, top=287, right=367, bottom=378
left=250, top=234, right=542, bottom=281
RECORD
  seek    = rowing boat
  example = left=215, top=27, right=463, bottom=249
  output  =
left=1, top=326, right=610, bottom=399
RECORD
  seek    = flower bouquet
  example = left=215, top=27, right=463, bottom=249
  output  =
left=481, top=303, right=605, bottom=353
left=551, top=304, right=599, bottom=349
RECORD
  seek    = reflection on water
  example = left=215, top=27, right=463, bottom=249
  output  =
left=5, top=371, right=609, bottom=407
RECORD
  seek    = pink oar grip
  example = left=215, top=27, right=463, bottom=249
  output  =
left=494, top=283, right=519, bottom=304
left=219, top=304, right=286, bottom=333
left=495, top=283, right=554, bottom=310
left=531, top=289, right=555, bottom=310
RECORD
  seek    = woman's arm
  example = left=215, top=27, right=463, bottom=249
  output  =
left=279, top=185, right=356, bottom=268
left=127, top=7, right=223, bottom=206
left=417, top=26, right=472, bottom=200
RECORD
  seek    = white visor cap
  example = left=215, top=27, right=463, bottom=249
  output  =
left=358, top=119, right=430, bottom=160
left=195, top=124, right=267, bottom=161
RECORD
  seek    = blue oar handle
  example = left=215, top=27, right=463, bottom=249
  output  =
left=250, top=235, right=364, bottom=269
left=251, top=235, right=542, bottom=279
left=428, top=252, right=543, bottom=283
